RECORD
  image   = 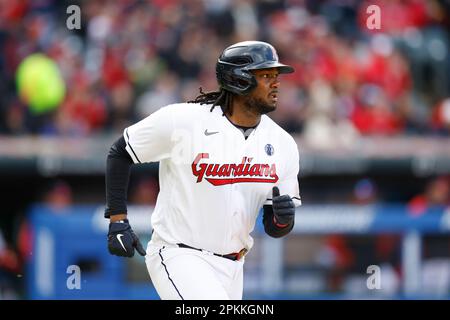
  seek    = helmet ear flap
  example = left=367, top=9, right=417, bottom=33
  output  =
left=216, top=63, right=257, bottom=95
left=229, top=69, right=257, bottom=95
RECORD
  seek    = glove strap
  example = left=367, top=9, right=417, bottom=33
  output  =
left=273, top=216, right=289, bottom=228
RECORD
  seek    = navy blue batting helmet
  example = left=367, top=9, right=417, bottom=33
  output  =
left=216, top=41, right=294, bottom=95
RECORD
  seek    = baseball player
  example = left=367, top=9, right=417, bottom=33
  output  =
left=105, top=41, right=301, bottom=300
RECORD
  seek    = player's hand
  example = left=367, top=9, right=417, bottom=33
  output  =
left=272, top=186, right=295, bottom=225
left=107, top=219, right=146, bottom=257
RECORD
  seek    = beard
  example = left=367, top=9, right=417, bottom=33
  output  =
left=244, top=96, right=276, bottom=115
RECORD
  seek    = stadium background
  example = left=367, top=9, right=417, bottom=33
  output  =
left=0, top=0, right=450, bottom=299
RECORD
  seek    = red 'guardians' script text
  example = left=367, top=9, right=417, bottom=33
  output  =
left=191, top=153, right=278, bottom=186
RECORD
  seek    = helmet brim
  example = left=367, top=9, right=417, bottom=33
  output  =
left=245, top=62, right=294, bottom=74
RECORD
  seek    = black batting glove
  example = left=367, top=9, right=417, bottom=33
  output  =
left=272, top=186, right=295, bottom=225
left=107, top=219, right=146, bottom=257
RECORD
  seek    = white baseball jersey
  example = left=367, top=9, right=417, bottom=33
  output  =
left=124, top=102, right=301, bottom=255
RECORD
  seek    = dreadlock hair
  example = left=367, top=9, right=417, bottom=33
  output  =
left=188, top=87, right=234, bottom=116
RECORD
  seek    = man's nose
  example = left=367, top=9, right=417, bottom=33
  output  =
left=270, top=79, right=280, bottom=88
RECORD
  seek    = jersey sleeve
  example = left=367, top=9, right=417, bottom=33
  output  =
left=265, top=139, right=301, bottom=207
left=123, top=105, right=174, bottom=163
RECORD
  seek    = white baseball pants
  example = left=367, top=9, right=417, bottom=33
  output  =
left=145, top=242, right=244, bottom=300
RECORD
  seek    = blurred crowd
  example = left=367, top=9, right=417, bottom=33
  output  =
left=0, top=0, right=450, bottom=143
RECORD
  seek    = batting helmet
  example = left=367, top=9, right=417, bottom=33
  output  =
left=216, top=41, right=294, bottom=95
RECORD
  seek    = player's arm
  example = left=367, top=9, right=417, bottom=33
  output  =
left=105, top=136, right=146, bottom=257
left=263, top=139, right=301, bottom=238
left=105, top=135, right=132, bottom=219
left=105, top=105, right=176, bottom=257
left=263, top=187, right=295, bottom=238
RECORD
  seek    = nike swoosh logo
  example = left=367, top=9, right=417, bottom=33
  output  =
left=116, top=234, right=127, bottom=252
left=204, top=129, right=219, bottom=136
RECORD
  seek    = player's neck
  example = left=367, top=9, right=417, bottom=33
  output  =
left=225, top=101, right=261, bottom=127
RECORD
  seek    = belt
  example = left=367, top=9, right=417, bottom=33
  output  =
left=177, top=243, right=248, bottom=261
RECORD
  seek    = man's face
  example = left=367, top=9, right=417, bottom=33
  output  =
left=244, top=68, right=280, bottom=115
